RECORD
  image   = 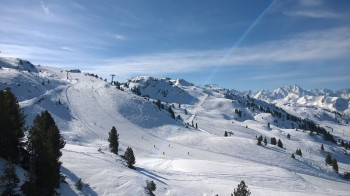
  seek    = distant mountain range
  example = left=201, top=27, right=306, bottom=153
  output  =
left=247, top=85, right=350, bottom=117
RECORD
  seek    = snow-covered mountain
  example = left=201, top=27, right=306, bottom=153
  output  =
left=1, top=57, right=350, bottom=195
left=250, top=85, right=350, bottom=118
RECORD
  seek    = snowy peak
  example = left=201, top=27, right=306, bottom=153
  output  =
left=251, top=85, right=350, bottom=116
left=252, top=85, right=301, bottom=101
left=126, top=76, right=198, bottom=104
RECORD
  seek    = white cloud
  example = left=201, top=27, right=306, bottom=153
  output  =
left=1, top=28, right=349, bottom=82
left=61, top=46, right=73, bottom=51
left=115, top=34, right=126, bottom=40
left=87, top=28, right=350, bottom=77
left=284, top=10, right=339, bottom=18
left=41, top=0, right=50, bottom=15
left=299, top=0, right=323, bottom=7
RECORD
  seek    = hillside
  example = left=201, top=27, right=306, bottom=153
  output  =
left=0, top=57, right=350, bottom=195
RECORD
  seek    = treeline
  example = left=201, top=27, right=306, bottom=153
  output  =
left=0, top=89, right=65, bottom=195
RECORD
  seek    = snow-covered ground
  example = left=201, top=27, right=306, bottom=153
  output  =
left=1, top=57, right=349, bottom=195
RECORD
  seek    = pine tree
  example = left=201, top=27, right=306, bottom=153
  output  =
left=108, top=126, right=119, bottom=154
left=321, top=144, right=324, bottom=151
left=287, top=133, right=291, bottom=139
left=156, top=100, right=161, bottom=109
left=27, top=110, right=65, bottom=195
left=296, top=149, right=302, bottom=157
left=224, top=131, right=228, bottom=137
left=267, top=122, right=270, bottom=128
left=325, top=153, right=332, bottom=165
left=124, top=147, right=136, bottom=169
left=277, top=139, right=283, bottom=148
left=332, top=159, right=338, bottom=173
left=0, top=158, right=19, bottom=196
left=257, top=135, right=262, bottom=146
left=184, top=109, right=188, bottom=115
left=232, top=180, right=251, bottom=196
left=146, top=180, right=156, bottom=196
left=168, top=107, right=175, bottom=119
left=270, top=137, right=277, bottom=145
left=21, top=163, right=37, bottom=196
left=196, top=123, right=198, bottom=129
left=263, top=137, right=267, bottom=146
left=291, top=153, right=295, bottom=159
left=75, top=178, right=83, bottom=190
left=0, top=89, right=25, bottom=162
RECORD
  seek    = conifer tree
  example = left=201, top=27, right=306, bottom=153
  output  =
left=75, top=178, right=83, bottom=190
left=332, top=159, right=338, bottom=173
left=291, top=153, right=295, bottom=159
left=0, top=89, right=25, bottom=162
left=0, top=158, right=19, bottom=196
left=263, top=137, right=267, bottom=146
left=257, top=135, right=262, bottom=146
left=321, top=144, right=324, bottom=151
left=277, top=139, right=283, bottom=148
left=108, top=126, right=119, bottom=154
left=146, top=180, right=156, bottom=196
left=21, top=163, right=37, bottom=196
left=296, top=149, right=302, bottom=157
left=232, top=180, right=251, bottom=196
left=124, top=147, right=136, bottom=169
left=156, top=100, right=161, bottom=109
left=27, top=110, right=65, bottom=195
left=287, top=133, right=290, bottom=139
left=196, top=123, right=198, bottom=129
left=168, top=107, right=175, bottom=119
left=270, top=137, right=277, bottom=145
left=224, top=131, right=228, bottom=137
left=325, top=153, right=332, bottom=165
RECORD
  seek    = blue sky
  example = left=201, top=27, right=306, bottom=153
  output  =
left=1, top=0, right=349, bottom=91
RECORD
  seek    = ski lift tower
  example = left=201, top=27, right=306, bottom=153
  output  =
left=65, top=70, right=70, bottom=80
left=110, top=74, right=115, bottom=84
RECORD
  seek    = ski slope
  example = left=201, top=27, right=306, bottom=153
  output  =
left=1, top=57, right=350, bottom=195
